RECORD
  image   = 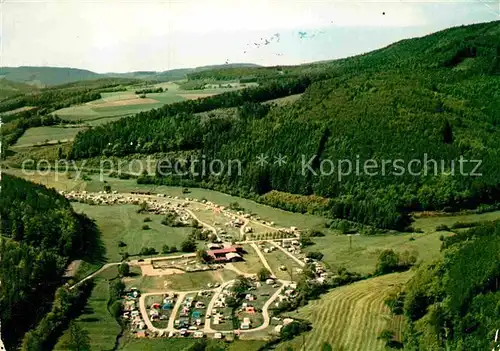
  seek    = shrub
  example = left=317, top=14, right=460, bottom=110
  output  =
left=309, top=230, right=325, bottom=237
left=306, top=251, right=324, bottom=261
left=257, top=268, right=272, bottom=281
left=435, top=224, right=450, bottom=231
left=139, top=247, right=157, bottom=256
left=142, top=224, right=150, bottom=230
left=143, top=217, right=152, bottom=223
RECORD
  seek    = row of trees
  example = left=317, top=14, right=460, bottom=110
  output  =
left=135, top=87, right=165, bottom=94
left=20, top=281, right=94, bottom=350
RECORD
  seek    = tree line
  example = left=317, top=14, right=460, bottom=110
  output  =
left=402, top=221, right=500, bottom=350
left=0, top=174, right=97, bottom=349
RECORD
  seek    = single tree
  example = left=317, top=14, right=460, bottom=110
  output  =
left=181, top=238, right=197, bottom=253
left=118, top=262, right=130, bottom=277
left=65, top=322, right=91, bottom=351
left=257, top=268, right=271, bottom=281
left=110, top=300, right=123, bottom=319
left=376, top=249, right=399, bottom=275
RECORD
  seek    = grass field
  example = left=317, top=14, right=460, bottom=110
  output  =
left=51, top=84, right=238, bottom=124
left=12, top=126, right=86, bottom=147
left=1, top=171, right=329, bottom=232
left=412, top=210, right=500, bottom=232
left=264, top=249, right=303, bottom=281
left=83, top=180, right=330, bottom=232
left=54, top=278, right=121, bottom=351
left=71, top=203, right=193, bottom=262
left=276, top=272, right=413, bottom=351
left=231, top=245, right=265, bottom=275
left=311, top=231, right=445, bottom=275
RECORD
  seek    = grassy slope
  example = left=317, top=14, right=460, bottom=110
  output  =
left=71, top=203, right=193, bottom=262
left=0, top=78, right=38, bottom=99
left=52, top=85, right=240, bottom=124
left=53, top=278, right=121, bottom=351
left=12, top=126, right=86, bottom=147
left=276, top=272, right=413, bottom=351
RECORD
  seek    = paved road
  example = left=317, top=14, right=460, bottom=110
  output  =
left=239, top=281, right=288, bottom=333
left=270, top=241, right=306, bottom=267
left=139, top=288, right=219, bottom=334
left=203, top=281, right=233, bottom=333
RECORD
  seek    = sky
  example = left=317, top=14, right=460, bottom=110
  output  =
left=1, top=0, right=499, bottom=73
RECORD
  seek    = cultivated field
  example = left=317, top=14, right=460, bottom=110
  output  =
left=276, top=272, right=413, bottom=351
left=12, top=126, right=86, bottom=148
left=51, top=84, right=241, bottom=124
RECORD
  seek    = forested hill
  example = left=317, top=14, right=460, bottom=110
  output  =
left=0, top=174, right=92, bottom=349
left=70, top=20, right=500, bottom=230
left=403, top=221, right=500, bottom=350
left=0, top=63, right=261, bottom=86
left=0, top=66, right=101, bottom=87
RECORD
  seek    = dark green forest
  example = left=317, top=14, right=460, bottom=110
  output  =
left=69, top=21, right=500, bottom=230
left=403, top=221, right=500, bottom=350
left=0, top=174, right=96, bottom=349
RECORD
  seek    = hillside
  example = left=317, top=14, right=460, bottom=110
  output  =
left=0, top=63, right=261, bottom=87
left=403, top=221, right=500, bottom=350
left=105, top=63, right=261, bottom=82
left=70, top=20, right=500, bottom=230
left=0, top=78, right=38, bottom=100
left=277, top=272, right=412, bottom=351
left=0, top=66, right=101, bottom=86
left=0, top=174, right=96, bottom=350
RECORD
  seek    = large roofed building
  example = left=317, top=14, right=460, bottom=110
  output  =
left=208, top=246, right=243, bottom=262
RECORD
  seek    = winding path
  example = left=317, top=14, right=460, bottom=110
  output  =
left=239, top=282, right=287, bottom=333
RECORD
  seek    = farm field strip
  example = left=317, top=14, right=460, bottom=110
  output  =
left=276, top=272, right=413, bottom=351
